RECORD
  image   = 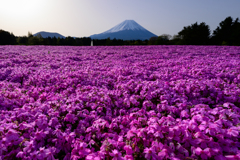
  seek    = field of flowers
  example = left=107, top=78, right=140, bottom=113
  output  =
left=0, top=45, right=240, bottom=160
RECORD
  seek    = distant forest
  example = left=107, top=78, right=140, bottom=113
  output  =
left=1, top=16, right=240, bottom=46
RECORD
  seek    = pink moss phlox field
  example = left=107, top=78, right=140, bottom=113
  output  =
left=0, top=45, right=240, bottom=160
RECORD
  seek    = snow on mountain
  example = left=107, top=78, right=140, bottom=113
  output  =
left=90, top=20, right=157, bottom=40
left=103, top=20, right=146, bottom=33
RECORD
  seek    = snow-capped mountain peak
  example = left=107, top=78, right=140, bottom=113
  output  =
left=90, top=20, right=157, bottom=40
left=103, top=20, right=146, bottom=33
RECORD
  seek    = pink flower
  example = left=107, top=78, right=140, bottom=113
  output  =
left=176, top=143, right=189, bottom=157
left=154, top=131, right=164, bottom=138
left=143, top=100, right=153, bottom=109
left=126, top=128, right=137, bottom=139
left=109, top=149, right=124, bottom=160
left=86, top=153, right=102, bottom=160
left=48, top=117, right=59, bottom=127
left=198, top=121, right=208, bottom=131
left=206, top=123, right=219, bottom=136
left=35, top=114, right=48, bottom=129
left=16, top=151, right=25, bottom=158
left=19, top=122, right=34, bottom=130
left=194, top=131, right=207, bottom=139
left=64, top=113, right=76, bottom=124
left=168, top=128, right=175, bottom=139
left=124, top=145, right=133, bottom=155
left=227, top=128, right=239, bottom=137
left=23, top=140, right=35, bottom=153
left=151, top=141, right=164, bottom=153
left=36, top=147, right=48, bottom=159
left=143, top=147, right=158, bottom=160
left=180, top=110, right=189, bottom=118
left=78, top=142, right=91, bottom=157
left=129, top=95, right=139, bottom=106
left=225, top=155, right=240, bottom=160
left=124, top=155, right=134, bottom=160
left=158, top=148, right=168, bottom=159
left=34, top=129, right=47, bottom=140
left=30, top=150, right=39, bottom=159
left=189, top=121, right=199, bottom=131
left=195, top=147, right=210, bottom=159
left=71, top=141, right=91, bottom=158
left=38, top=147, right=57, bottom=160
left=4, top=129, right=19, bottom=143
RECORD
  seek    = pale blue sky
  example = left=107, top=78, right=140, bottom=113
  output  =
left=1, top=0, right=240, bottom=37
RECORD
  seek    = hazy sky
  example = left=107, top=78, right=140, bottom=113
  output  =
left=1, top=0, right=240, bottom=37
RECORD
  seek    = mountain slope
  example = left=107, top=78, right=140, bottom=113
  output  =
left=33, top=31, right=65, bottom=38
left=90, top=20, right=157, bottom=40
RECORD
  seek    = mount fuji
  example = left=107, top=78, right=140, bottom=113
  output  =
left=90, top=20, right=157, bottom=40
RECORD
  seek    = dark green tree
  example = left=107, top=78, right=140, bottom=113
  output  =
left=212, top=16, right=240, bottom=45
left=57, top=37, right=65, bottom=45
left=156, top=34, right=172, bottom=45
left=231, top=18, right=240, bottom=45
left=148, top=36, right=158, bottom=45
left=106, top=37, right=111, bottom=45
left=83, top=37, right=91, bottom=46
left=170, top=35, right=182, bottom=45
left=65, top=36, right=76, bottom=45
left=28, top=31, right=33, bottom=38
left=17, top=36, right=28, bottom=45
left=178, top=22, right=210, bottom=45
left=0, top=29, right=16, bottom=45
left=35, top=33, right=44, bottom=45
left=52, top=37, right=57, bottom=45
left=28, top=36, right=39, bottom=45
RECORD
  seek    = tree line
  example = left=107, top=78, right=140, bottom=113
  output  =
left=0, top=16, right=240, bottom=46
